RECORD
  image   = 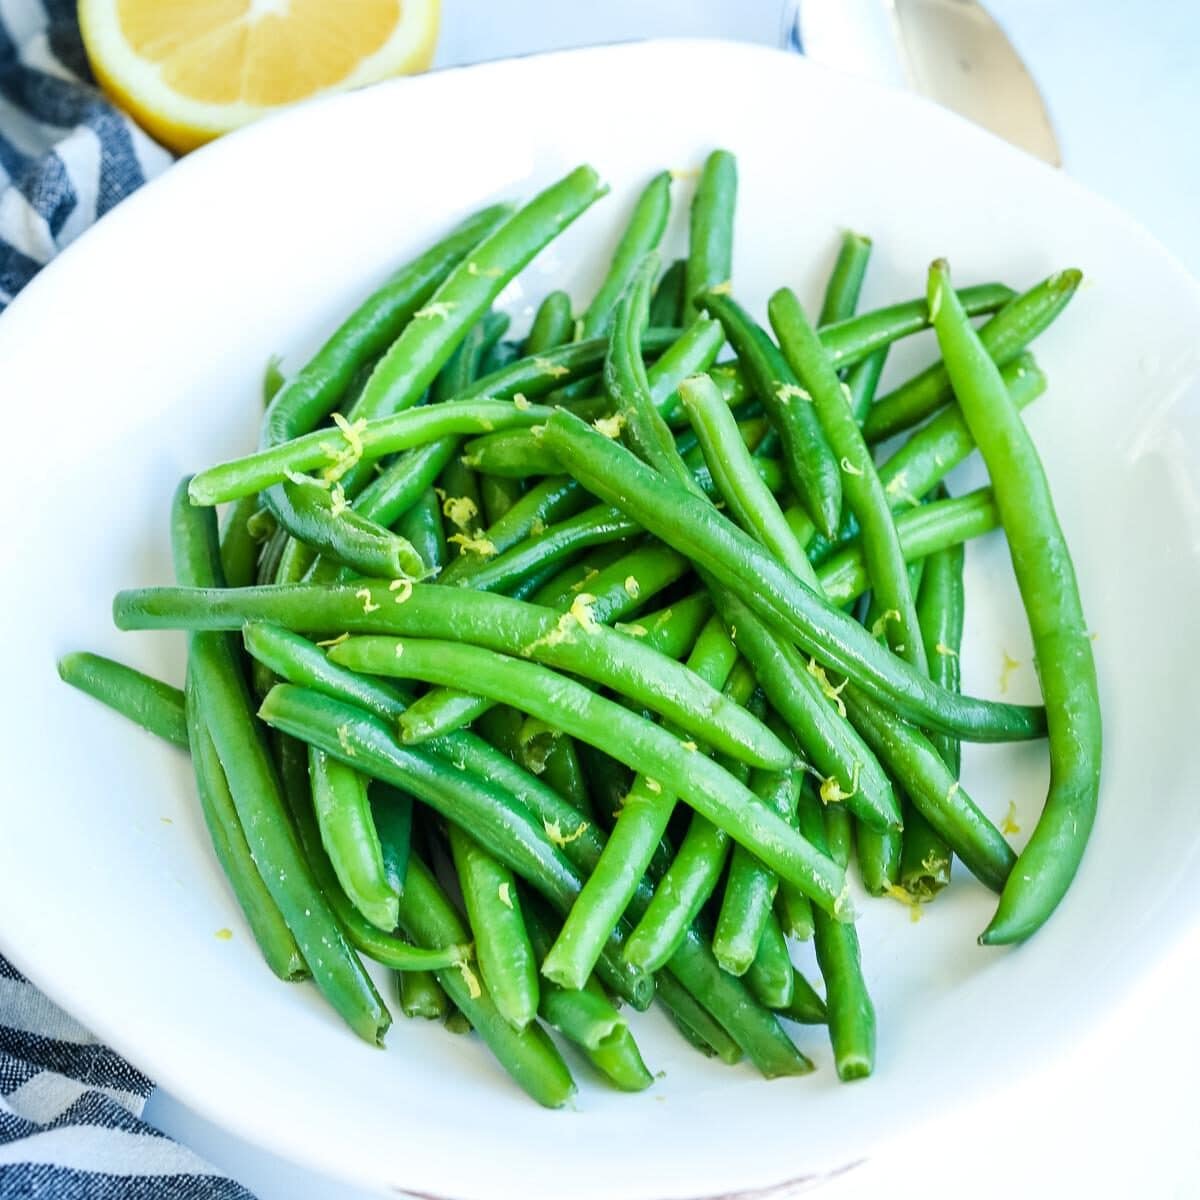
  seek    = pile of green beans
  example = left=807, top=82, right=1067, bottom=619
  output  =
left=59, top=154, right=1097, bottom=1107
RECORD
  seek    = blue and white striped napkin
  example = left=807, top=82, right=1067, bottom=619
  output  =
left=1, top=4, right=252, bottom=1196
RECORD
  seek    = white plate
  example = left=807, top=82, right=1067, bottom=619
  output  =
left=2, top=38, right=1199, bottom=1200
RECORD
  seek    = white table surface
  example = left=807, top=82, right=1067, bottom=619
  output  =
left=143, top=2, right=1200, bottom=1195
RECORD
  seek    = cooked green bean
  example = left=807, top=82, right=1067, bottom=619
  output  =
left=818, top=232, right=873, bottom=327
left=448, top=824, right=539, bottom=1029
left=523, top=898, right=653, bottom=1091
left=397, top=968, right=450, bottom=1020
left=525, top=290, right=574, bottom=354
left=815, top=282, right=1014, bottom=369
left=219, top=494, right=265, bottom=590
left=654, top=971, right=744, bottom=1064
left=533, top=538, right=689, bottom=620
left=649, top=257, right=688, bottom=328
left=842, top=685, right=1015, bottom=892
left=678, top=373, right=812, bottom=581
left=185, top=678, right=307, bottom=981
left=540, top=410, right=1045, bottom=743
left=329, top=637, right=848, bottom=915
left=171, top=482, right=390, bottom=1042
left=394, top=487, right=446, bottom=575
left=864, top=268, right=1081, bottom=442
left=309, top=746, right=398, bottom=931
left=713, top=763, right=802, bottom=975
left=580, top=170, right=671, bottom=339
left=540, top=615, right=738, bottom=990
left=743, top=914, right=795, bottom=1009
left=397, top=856, right=576, bottom=1107
left=192, top=400, right=555, bottom=506
left=773, top=969, right=829, bottom=1026
left=609, top=667, right=755, bottom=975
left=258, top=685, right=651, bottom=1008
left=775, top=884, right=815, bottom=942
left=702, top=291, right=842, bottom=539
left=119, top=580, right=786, bottom=767
left=685, top=150, right=737, bottom=313
left=795, top=783, right=874, bottom=1079
left=58, top=652, right=188, bottom=749
left=260, top=205, right=510, bottom=452
left=514, top=718, right=593, bottom=820
left=929, top=261, right=1100, bottom=944
left=770, top=288, right=927, bottom=672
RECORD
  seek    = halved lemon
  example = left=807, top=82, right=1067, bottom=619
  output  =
left=79, top=0, right=440, bottom=154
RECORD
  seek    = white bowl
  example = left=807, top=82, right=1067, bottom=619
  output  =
left=2, top=38, right=1198, bottom=1200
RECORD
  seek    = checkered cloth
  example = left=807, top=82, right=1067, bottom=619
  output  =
left=0, top=4, right=251, bottom=1196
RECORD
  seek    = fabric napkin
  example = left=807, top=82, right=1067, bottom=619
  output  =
left=1, top=3, right=252, bottom=1196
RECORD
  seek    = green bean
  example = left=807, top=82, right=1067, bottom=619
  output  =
left=525, top=290, right=574, bottom=354
left=654, top=971, right=744, bottom=1064
left=929, top=261, right=1100, bottom=944
left=898, top=803, right=951, bottom=901
left=460, top=428, right=559, bottom=477
left=514, top=718, right=593, bottom=820
left=193, top=400, right=555, bottom=506
left=685, top=150, right=737, bottom=313
left=58, top=652, right=189, bottom=749
left=523, top=898, right=653, bottom=1091
left=171, top=482, right=389, bottom=1042
left=817, top=488, right=999, bottom=605
left=540, top=615, right=738, bottom=990
left=864, top=268, right=1081, bottom=442
left=679, top=373, right=813, bottom=581
left=714, top=763, right=803, bottom=976
left=372, top=786, right=413, bottom=892
left=117, top=580, right=783, bottom=766
left=770, top=287, right=927, bottom=672
left=345, top=168, right=605, bottom=437
left=616, top=666, right=754, bottom=975
left=540, top=410, right=1045, bottom=743
left=795, top=784, right=874, bottom=1079
left=842, top=685, right=1015, bottom=892
left=819, top=232, right=873, bottom=326
left=769, top=967, right=827, bottom=1026
left=532, top=538, right=689, bottom=620
left=276, top=731, right=461, bottom=974
left=258, top=685, right=652, bottom=1008
left=815, top=282, right=1014, bottom=369
left=431, top=310, right=511, bottom=405
left=775, top=884, right=814, bottom=942
left=240, top=623, right=611, bottom=878
left=649, top=257, right=688, bottom=328
left=330, top=637, right=848, bottom=915
left=643, top=315, right=726, bottom=418
left=702, top=292, right=842, bottom=538
left=715, top=588, right=899, bottom=833
left=440, top=476, right=587, bottom=584
left=397, top=968, right=450, bottom=1020
left=394, top=487, right=446, bottom=575
left=447, top=825, right=539, bottom=1029
left=802, top=354, right=1046, bottom=562
left=260, top=204, right=511, bottom=452
left=262, top=355, right=285, bottom=406
left=743, top=915, right=795, bottom=1009
left=185, top=679, right=308, bottom=981
left=825, top=806, right=853, bottom=870
left=396, top=856, right=576, bottom=1107
left=580, top=170, right=671, bottom=339
left=479, top=475, right=524, bottom=526
left=308, top=747, right=398, bottom=931
left=219, top=494, right=265, bottom=590
left=855, top=808, right=901, bottom=896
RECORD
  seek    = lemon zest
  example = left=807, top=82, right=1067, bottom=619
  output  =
left=466, top=262, right=502, bottom=279
left=616, top=622, right=648, bottom=638
left=456, top=957, right=483, bottom=999
left=935, top=642, right=958, bottom=658
left=645, top=779, right=662, bottom=795
left=441, top=494, right=478, bottom=529
left=840, top=456, right=864, bottom=477
left=806, top=657, right=848, bottom=717
left=533, top=357, right=570, bottom=379
left=448, top=532, right=498, bottom=557
left=414, top=301, right=456, bottom=320
left=497, top=883, right=513, bottom=910
left=870, top=609, right=901, bottom=638
left=329, top=482, right=348, bottom=517
left=820, top=761, right=861, bottom=805
left=681, top=741, right=698, bottom=752
left=1001, top=800, right=1021, bottom=836
left=356, top=588, right=380, bottom=614
left=513, top=393, right=531, bottom=411
left=884, top=883, right=923, bottom=922
left=708, top=279, right=733, bottom=296
left=315, top=632, right=350, bottom=647
left=999, top=650, right=1020, bottom=694
left=544, top=818, right=589, bottom=847
left=623, top=575, right=641, bottom=599
left=389, top=579, right=414, bottom=604
left=593, top=412, right=625, bottom=439
left=775, top=383, right=811, bottom=405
